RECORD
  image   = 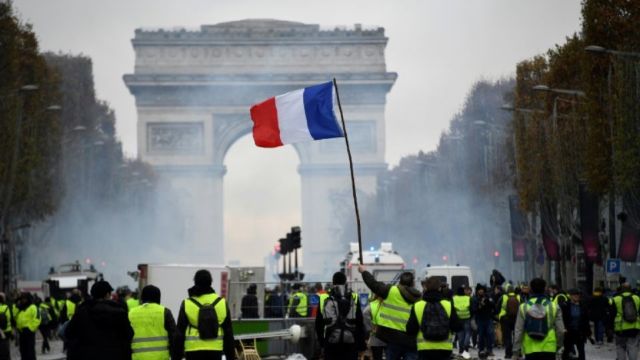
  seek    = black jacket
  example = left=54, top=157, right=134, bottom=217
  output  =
left=65, top=299, right=134, bottom=360
left=587, top=294, right=611, bottom=322
left=560, top=300, right=591, bottom=340
left=175, top=285, right=236, bottom=360
left=314, top=287, right=366, bottom=351
left=241, top=294, right=259, bottom=319
left=406, top=290, right=462, bottom=353
left=471, top=293, right=495, bottom=321
left=362, top=270, right=421, bottom=349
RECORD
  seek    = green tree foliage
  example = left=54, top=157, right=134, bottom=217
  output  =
left=0, top=3, right=62, bottom=229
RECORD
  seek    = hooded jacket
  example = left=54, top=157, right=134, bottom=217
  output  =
left=65, top=298, right=134, bottom=360
left=362, top=270, right=422, bottom=349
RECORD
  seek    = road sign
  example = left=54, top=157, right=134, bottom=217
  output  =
left=606, top=259, right=621, bottom=274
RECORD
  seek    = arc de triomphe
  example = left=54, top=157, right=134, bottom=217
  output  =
left=124, top=19, right=396, bottom=278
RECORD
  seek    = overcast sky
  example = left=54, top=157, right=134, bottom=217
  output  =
left=13, top=0, right=583, bottom=266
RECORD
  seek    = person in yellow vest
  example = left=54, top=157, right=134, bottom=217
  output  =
left=288, top=283, right=308, bottom=318
left=60, top=289, right=82, bottom=323
left=358, top=264, right=421, bottom=360
left=406, top=276, right=461, bottom=360
left=612, top=283, right=640, bottom=360
left=15, top=292, right=40, bottom=360
left=176, top=269, right=235, bottom=360
left=129, top=285, right=179, bottom=360
left=453, top=286, right=472, bottom=359
left=0, top=292, right=13, bottom=360
left=497, top=284, right=521, bottom=359
left=126, top=292, right=140, bottom=313
left=363, top=294, right=386, bottom=360
left=513, top=278, right=565, bottom=360
left=549, top=285, right=568, bottom=307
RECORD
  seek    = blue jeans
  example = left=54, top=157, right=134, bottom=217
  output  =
left=456, top=319, right=471, bottom=352
left=476, top=318, right=494, bottom=353
left=386, top=343, right=418, bottom=360
left=594, top=320, right=605, bottom=343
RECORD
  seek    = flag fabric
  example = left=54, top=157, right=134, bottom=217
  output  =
left=540, top=199, right=560, bottom=261
left=579, top=183, right=600, bottom=262
left=508, top=195, right=528, bottom=262
left=249, top=81, right=344, bottom=148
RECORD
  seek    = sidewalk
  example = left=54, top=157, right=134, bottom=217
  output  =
left=10, top=338, right=64, bottom=360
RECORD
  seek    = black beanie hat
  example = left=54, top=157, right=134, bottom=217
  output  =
left=141, top=285, right=161, bottom=304
left=91, top=281, right=114, bottom=299
left=194, top=269, right=213, bottom=287
left=332, top=271, right=347, bottom=285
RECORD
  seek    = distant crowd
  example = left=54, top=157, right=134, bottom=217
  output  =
left=0, top=268, right=634, bottom=360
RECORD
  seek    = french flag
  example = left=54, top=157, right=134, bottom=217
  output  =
left=250, top=81, right=344, bottom=148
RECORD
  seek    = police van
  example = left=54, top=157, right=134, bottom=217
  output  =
left=419, top=265, right=474, bottom=290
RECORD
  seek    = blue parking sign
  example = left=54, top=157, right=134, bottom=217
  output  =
left=606, top=259, right=621, bottom=274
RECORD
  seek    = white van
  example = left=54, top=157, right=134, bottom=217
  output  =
left=419, top=265, right=474, bottom=290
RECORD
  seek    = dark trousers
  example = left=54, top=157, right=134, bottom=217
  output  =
left=371, top=346, right=385, bottom=360
left=185, top=350, right=223, bottom=360
left=40, top=326, right=51, bottom=352
left=0, top=337, right=10, bottom=360
left=325, top=343, right=358, bottom=360
left=477, top=318, right=494, bottom=353
left=563, top=332, right=585, bottom=360
left=386, top=343, right=418, bottom=360
left=525, top=352, right=556, bottom=360
left=18, top=330, right=36, bottom=360
left=418, top=350, right=452, bottom=360
left=500, top=317, right=515, bottom=358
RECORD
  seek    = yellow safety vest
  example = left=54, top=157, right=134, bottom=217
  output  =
left=414, top=299, right=453, bottom=351
left=318, top=293, right=330, bottom=314
left=49, top=298, right=60, bottom=318
left=16, top=304, right=41, bottom=333
left=0, top=304, right=12, bottom=333
left=370, top=299, right=381, bottom=327
left=129, top=303, right=170, bottom=360
left=184, top=293, right=227, bottom=352
left=520, top=297, right=558, bottom=355
left=552, top=293, right=568, bottom=306
left=613, top=292, right=640, bottom=332
left=128, top=298, right=140, bottom=312
left=288, top=291, right=308, bottom=317
left=66, top=300, right=76, bottom=320
left=376, top=286, right=413, bottom=332
left=452, top=295, right=471, bottom=320
left=499, top=293, right=521, bottom=319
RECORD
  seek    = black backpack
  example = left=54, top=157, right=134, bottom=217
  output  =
left=622, top=295, right=638, bottom=323
left=420, top=300, right=450, bottom=341
left=188, top=297, right=223, bottom=340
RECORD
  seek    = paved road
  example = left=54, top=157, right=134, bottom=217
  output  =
left=463, top=341, right=616, bottom=360
left=8, top=338, right=617, bottom=359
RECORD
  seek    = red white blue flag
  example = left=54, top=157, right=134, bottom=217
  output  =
left=249, top=81, right=344, bottom=148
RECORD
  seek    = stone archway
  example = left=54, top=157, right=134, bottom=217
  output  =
left=124, top=19, right=396, bottom=278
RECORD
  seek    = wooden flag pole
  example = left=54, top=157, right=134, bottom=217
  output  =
left=332, top=78, right=364, bottom=264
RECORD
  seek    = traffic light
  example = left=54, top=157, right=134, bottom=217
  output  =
left=278, top=238, right=288, bottom=255
left=290, top=226, right=301, bottom=249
